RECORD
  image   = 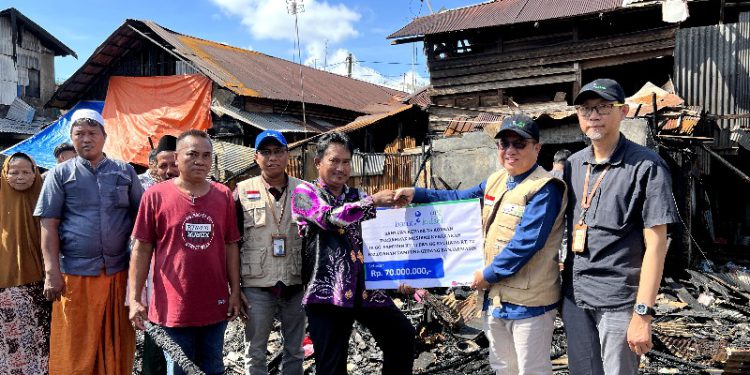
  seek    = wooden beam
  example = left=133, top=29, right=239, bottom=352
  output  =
left=432, top=64, right=576, bottom=88
left=702, top=144, right=750, bottom=184
left=430, top=74, right=577, bottom=96
left=430, top=39, right=676, bottom=79
left=580, top=49, right=673, bottom=70
left=429, top=27, right=677, bottom=72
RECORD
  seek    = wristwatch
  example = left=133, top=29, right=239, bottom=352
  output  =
left=634, top=303, right=656, bottom=317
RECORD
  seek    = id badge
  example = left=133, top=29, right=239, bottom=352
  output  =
left=272, top=234, right=287, bottom=257
left=572, top=223, right=588, bottom=253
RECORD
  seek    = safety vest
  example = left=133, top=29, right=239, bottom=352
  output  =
left=236, top=176, right=304, bottom=287
left=481, top=167, right=567, bottom=308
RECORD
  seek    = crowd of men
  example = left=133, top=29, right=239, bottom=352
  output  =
left=0, top=78, right=678, bottom=375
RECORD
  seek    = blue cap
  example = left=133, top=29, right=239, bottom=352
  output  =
left=254, top=130, right=288, bottom=149
left=496, top=113, right=540, bottom=142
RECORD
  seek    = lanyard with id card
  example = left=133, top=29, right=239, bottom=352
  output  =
left=572, top=164, right=610, bottom=254
left=266, top=187, right=289, bottom=257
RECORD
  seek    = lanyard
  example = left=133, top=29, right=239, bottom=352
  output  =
left=579, top=164, right=610, bottom=224
left=265, top=187, right=289, bottom=232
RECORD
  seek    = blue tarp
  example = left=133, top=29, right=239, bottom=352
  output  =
left=1, top=101, right=104, bottom=169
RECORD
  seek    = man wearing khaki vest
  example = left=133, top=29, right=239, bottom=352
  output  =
left=235, top=130, right=305, bottom=375
left=395, top=114, right=567, bottom=374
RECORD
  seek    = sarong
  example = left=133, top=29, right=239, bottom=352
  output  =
left=0, top=280, right=51, bottom=374
left=49, top=270, right=135, bottom=375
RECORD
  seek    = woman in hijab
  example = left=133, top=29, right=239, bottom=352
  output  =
left=0, top=152, right=51, bottom=374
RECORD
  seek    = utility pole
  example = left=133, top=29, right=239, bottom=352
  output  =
left=287, top=0, right=307, bottom=127
left=324, top=39, right=328, bottom=68
left=421, top=0, right=434, bottom=14
left=346, top=53, right=353, bottom=78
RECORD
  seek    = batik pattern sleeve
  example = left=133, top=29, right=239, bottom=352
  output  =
left=483, top=182, right=563, bottom=283
left=292, top=182, right=375, bottom=231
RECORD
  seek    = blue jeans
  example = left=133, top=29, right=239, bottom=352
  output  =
left=161, top=320, right=228, bottom=375
left=243, top=287, right=305, bottom=375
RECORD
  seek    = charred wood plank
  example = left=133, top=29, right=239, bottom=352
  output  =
left=431, top=64, right=575, bottom=88
left=430, top=74, right=576, bottom=96
left=429, top=27, right=677, bottom=73
left=422, top=291, right=463, bottom=329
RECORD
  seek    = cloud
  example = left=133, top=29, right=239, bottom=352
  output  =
left=312, top=48, right=429, bottom=92
left=210, top=0, right=360, bottom=45
left=210, top=0, right=427, bottom=93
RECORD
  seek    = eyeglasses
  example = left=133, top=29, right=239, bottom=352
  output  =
left=498, top=139, right=533, bottom=150
left=574, top=103, right=625, bottom=117
left=257, top=148, right=288, bottom=157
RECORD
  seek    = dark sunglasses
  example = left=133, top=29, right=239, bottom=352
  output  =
left=498, top=139, right=534, bottom=150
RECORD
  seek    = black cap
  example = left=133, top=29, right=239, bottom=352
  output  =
left=496, top=113, right=540, bottom=142
left=156, top=135, right=177, bottom=153
left=574, top=78, right=626, bottom=105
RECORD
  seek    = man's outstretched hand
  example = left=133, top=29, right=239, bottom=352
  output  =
left=393, top=188, right=415, bottom=207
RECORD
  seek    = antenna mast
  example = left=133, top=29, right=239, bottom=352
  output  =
left=287, top=0, right=307, bottom=128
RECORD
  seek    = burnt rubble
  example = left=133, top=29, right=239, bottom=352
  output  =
left=132, top=263, right=750, bottom=374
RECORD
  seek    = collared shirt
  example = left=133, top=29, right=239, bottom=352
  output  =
left=413, top=164, right=563, bottom=319
left=563, top=134, right=679, bottom=310
left=34, top=156, right=144, bottom=276
left=138, top=171, right=158, bottom=190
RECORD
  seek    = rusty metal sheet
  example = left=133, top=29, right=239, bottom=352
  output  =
left=389, top=0, right=623, bottom=40
left=48, top=19, right=404, bottom=114
left=674, top=12, right=750, bottom=148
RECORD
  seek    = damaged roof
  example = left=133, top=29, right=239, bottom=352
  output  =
left=288, top=104, right=417, bottom=149
left=48, top=19, right=404, bottom=113
left=0, top=8, right=77, bottom=57
left=389, top=0, right=624, bottom=40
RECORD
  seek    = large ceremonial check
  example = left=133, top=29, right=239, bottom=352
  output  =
left=361, top=199, right=484, bottom=289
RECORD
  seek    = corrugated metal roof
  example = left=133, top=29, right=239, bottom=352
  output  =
left=5, top=97, right=35, bottom=123
left=402, top=86, right=432, bottom=109
left=0, top=117, right=45, bottom=135
left=332, top=104, right=416, bottom=135
left=626, top=82, right=685, bottom=117
left=211, top=140, right=255, bottom=182
left=350, top=153, right=386, bottom=177
left=49, top=19, right=403, bottom=113
left=662, top=117, right=699, bottom=135
left=288, top=104, right=417, bottom=149
left=388, top=0, right=623, bottom=40
left=444, top=112, right=503, bottom=136
left=211, top=102, right=327, bottom=133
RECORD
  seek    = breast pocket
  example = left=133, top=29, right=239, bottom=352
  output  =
left=243, top=201, right=266, bottom=227
left=99, top=171, right=133, bottom=209
left=114, top=185, right=130, bottom=208
left=494, top=211, right=522, bottom=242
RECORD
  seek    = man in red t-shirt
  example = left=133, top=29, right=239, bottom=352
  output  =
left=128, top=130, right=243, bottom=375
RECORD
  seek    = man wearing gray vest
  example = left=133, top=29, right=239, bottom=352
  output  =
left=395, top=114, right=567, bottom=374
left=235, top=130, right=305, bottom=375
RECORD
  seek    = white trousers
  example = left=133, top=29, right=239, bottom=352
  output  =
left=484, top=309, right=557, bottom=375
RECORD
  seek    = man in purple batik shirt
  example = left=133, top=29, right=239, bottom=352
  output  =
left=291, top=132, right=415, bottom=375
